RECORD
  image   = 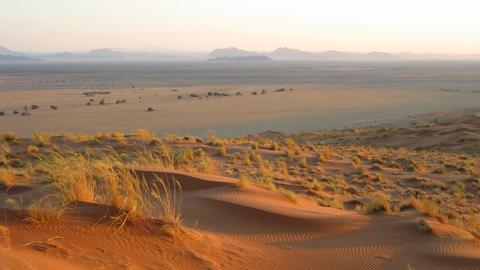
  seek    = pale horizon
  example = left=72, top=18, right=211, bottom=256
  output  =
left=2, top=0, right=480, bottom=54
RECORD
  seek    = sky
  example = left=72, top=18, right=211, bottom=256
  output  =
left=1, top=0, right=480, bottom=53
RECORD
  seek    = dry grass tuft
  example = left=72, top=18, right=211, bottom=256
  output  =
left=32, top=132, right=53, bottom=147
left=0, top=142, right=12, bottom=157
left=217, top=145, right=228, bottom=157
left=0, top=168, right=16, bottom=187
left=63, top=133, right=94, bottom=143
left=1, top=131, right=17, bottom=143
left=134, top=129, right=157, bottom=142
left=25, top=145, right=40, bottom=155
left=279, top=188, right=299, bottom=203
left=26, top=195, right=66, bottom=224
left=410, top=197, right=440, bottom=219
left=362, top=192, right=391, bottom=213
left=35, top=151, right=182, bottom=227
left=111, top=132, right=128, bottom=145
left=236, top=174, right=251, bottom=189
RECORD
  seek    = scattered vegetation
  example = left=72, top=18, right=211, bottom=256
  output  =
left=0, top=128, right=479, bottom=236
left=32, top=132, right=53, bottom=147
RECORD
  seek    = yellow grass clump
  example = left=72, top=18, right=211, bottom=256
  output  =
left=111, top=132, right=128, bottom=145
left=1, top=132, right=17, bottom=143
left=95, top=133, right=112, bottom=140
left=279, top=188, right=299, bottom=204
left=134, top=129, right=157, bottom=142
left=362, top=192, right=391, bottom=213
left=35, top=150, right=182, bottom=227
left=172, top=147, right=216, bottom=174
left=63, top=133, right=94, bottom=143
left=0, top=168, right=16, bottom=187
left=217, top=145, right=228, bottom=157
left=25, top=145, right=40, bottom=155
left=236, top=174, right=251, bottom=189
left=32, top=132, right=53, bottom=147
left=0, top=142, right=12, bottom=157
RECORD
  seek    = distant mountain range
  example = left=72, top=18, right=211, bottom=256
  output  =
left=0, top=45, right=41, bottom=61
left=44, top=48, right=181, bottom=61
left=1, top=45, right=480, bottom=62
left=208, top=47, right=480, bottom=61
left=209, top=55, right=273, bottom=62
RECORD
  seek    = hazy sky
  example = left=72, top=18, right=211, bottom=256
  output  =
left=2, top=0, right=480, bottom=53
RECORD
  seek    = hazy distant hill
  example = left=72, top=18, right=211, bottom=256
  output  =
left=209, top=55, right=273, bottom=62
left=0, top=54, right=41, bottom=61
left=208, top=47, right=404, bottom=61
left=0, top=45, right=41, bottom=61
left=267, top=47, right=315, bottom=60
left=209, top=47, right=259, bottom=58
left=44, top=48, right=181, bottom=61
left=2, top=44, right=480, bottom=62
left=0, top=45, right=17, bottom=55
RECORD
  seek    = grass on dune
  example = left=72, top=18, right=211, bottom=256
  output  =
left=0, top=168, right=16, bottom=187
left=134, top=128, right=157, bottom=142
left=32, top=132, right=54, bottom=147
left=31, top=150, right=182, bottom=227
left=25, top=145, right=40, bottom=155
left=1, top=131, right=17, bottom=143
left=63, top=133, right=95, bottom=143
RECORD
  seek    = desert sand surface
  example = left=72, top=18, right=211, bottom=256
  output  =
left=1, top=61, right=480, bottom=136
left=1, top=61, right=480, bottom=269
left=0, top=116, right=479, bottom=269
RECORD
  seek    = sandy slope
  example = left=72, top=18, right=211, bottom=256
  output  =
left=1, top=169, right=479, bottom=270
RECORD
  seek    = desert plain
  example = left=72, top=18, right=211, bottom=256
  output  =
left=0, top=61, right=480, bottom=269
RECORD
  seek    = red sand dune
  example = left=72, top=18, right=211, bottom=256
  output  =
left=1, top=168, right=479, bottom=269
